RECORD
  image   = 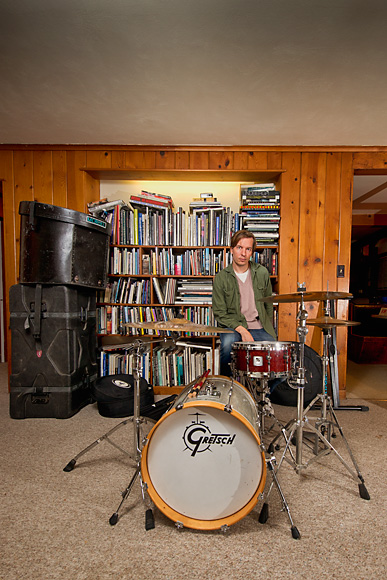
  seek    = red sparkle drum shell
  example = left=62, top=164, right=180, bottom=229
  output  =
left=141, top=376, right=266, bottom=531
left=231, top=341, right=296, bottom=378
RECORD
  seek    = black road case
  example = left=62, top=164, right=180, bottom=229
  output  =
left=19, top=201, right=111, bottom=289
left=9, top=284, right=98, bottom=419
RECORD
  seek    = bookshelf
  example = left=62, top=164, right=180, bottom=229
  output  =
left=95, top=181, right=281, bottom=395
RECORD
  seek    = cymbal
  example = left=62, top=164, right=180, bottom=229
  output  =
left=306, top=316, right=361, bottom=329
left=100, top=334, right=165, bottom=350
left=123, top=318, right=233, bottom=333
left=257, top=291, right=353, bottom=304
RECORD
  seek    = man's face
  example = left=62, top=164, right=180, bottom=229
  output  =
left=230, top=237, right=254, bottom=269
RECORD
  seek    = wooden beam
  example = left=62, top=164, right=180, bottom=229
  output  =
left=353, top=180, right=387, bottom=209
left=352, top=214, right=387, bottom=225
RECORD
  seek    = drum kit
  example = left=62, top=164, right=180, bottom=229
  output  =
left=63, top=288, right=370, bottom=539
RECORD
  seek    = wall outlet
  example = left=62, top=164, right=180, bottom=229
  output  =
left=337, top=265, right=345, bottom=278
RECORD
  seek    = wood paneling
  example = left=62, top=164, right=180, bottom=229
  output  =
left=155, top=150, right=176, bottom=169
left=209, top=152, right=234, bottom=170
left=52, top=151, right=68, bottom=207
left=1, top=145, right=385, bottom=397
left=189, top=151, right=209, bottom=169
left=86, top=150, right=112, bottom=168
left=336, top=153, right=354, bottom=396
left=277, top=152, right=301, bottom=342
left=353, top=151, right=387, bottom=170
left=124, top=150, right=156, bottom=169
left=33, top=151, right=54, bottom=204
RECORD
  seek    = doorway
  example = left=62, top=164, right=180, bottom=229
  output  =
left=346, top=174, right=387, bottom=406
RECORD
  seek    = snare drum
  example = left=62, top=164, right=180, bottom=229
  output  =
left=231, top=341, right=296, bottom=378
left=141, top=376, right=266, bottom=530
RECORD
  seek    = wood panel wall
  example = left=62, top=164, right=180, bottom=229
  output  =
left=1, top=145, right=387, bottom=398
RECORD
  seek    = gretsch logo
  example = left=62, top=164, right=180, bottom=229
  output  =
left=182, top=412, right=236, bottom=457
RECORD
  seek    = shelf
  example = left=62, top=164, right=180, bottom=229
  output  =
left=82, top=168, right=285, bottom=182
left=154, top=386, right=184, bottom=395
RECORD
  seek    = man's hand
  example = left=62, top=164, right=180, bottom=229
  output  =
left=235, top=326, right=254, bottom=342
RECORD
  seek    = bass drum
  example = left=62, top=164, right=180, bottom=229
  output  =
left=269, top=344, right=323, bottom=407
left=141, top=376, right=266, bottom=530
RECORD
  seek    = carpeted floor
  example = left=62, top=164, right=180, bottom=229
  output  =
left=1, top=362, right=386, bottom=580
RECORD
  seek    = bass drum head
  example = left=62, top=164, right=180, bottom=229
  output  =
left=141, top=398, right=266, bottom=530
left=269, top=344, right=323, bottom=407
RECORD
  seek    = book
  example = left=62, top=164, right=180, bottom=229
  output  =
left=152, top=277, right=165, bottom=304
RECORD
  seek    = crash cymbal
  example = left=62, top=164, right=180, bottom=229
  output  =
left=257, top=291, right=353, bottom=304
left=306, top=316, right=361, bottom=329
left=123, top=318, right=233, bottom=333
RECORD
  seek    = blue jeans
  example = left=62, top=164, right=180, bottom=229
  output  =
left=220, top=328, right=282, bottom=393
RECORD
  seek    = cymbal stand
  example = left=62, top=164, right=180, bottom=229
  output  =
left=269, top=299, right=370, bottom=500
left=63, top=338, right=157, bottom=529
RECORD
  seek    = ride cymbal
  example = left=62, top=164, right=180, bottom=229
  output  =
left=123, top=318, right=233, bottom=333
left=257, top=291, right=353, bottom=304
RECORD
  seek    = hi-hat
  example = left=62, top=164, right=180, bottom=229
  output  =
left=257, top=291, right=353, bottom=304
left=123, top=318, right=233, bottom=333
left=306, top=316, right=361, bottom=329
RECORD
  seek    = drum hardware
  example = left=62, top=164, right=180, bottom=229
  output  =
left=318, top=301, right=369, bottom=413
left=258, top=452, right=301, bottom=540
left=63, top=338, right=158, bottom=529
left=267, top=288, right=370, bottom=501
left=230, top=341, right=295, bottom=438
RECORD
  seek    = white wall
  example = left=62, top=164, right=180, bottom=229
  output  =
left=101, top=181, right=244, bottom=213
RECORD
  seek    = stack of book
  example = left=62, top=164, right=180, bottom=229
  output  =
left=175, top=279, right=213, bottom=305
left=152, top=277, right=177, bottom=304
left=100, top=278, right=150, bottom=304
left=129, top=190, right=174, bottom=246
left=100, top=348, right=151, bottom=379
left=239, top=183, right=280, bottom=246
left=151, top=339, right=219, bottom=386
left=90, top=193, right=238, bottom=247
left=188, top=197, right=234, bottom=246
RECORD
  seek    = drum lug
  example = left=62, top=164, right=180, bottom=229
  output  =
left=175, top=521, right=184, bottom=530
left=220, top=524, right=229, bottom=534
left=176, top=403, right=184, bottom=411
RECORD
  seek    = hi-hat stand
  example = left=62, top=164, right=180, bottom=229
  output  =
left=63, top=339, right=157, bottom=529
left=268, top=290, right=370, bottom=501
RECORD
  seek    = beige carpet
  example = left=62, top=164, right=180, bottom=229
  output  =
left=1, top=363, right=386, bottom=580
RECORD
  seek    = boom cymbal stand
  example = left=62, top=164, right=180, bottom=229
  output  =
left=63, top=338, right=157, bottom=529
left=268, top=293, right=370, bottom=501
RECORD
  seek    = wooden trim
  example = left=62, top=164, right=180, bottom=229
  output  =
left=81, top=168, right=285, bottom=182
left=3, top=144, right=387, bottom=152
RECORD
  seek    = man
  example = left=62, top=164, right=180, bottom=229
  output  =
left=212, top=229, right=277, bottom=377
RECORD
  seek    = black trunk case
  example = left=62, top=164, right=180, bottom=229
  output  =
left=9, top=284, right=98, bottom=419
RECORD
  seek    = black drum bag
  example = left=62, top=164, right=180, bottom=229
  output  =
left=92, top=374, right=154, bottom=418
left=269, top=344, right=323, bottom=407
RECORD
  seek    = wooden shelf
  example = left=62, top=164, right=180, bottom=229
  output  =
left=82, top=168, right=285, bottom=182
left=154, top=386, right=184, bottom=395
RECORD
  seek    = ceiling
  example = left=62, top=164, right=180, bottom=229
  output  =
left=1, top=0, right=387, bottom=147
left=0, top=0, right=386, bottom=235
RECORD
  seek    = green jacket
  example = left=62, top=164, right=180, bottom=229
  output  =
left=212, top=262, right=276, bottom=338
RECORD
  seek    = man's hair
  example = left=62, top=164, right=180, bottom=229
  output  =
left=230, top=229, right=256, bottom=252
